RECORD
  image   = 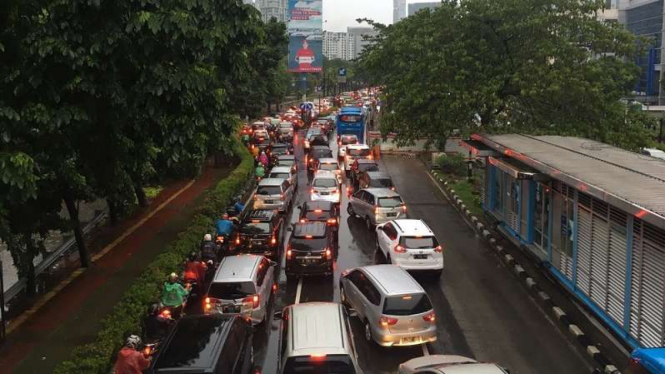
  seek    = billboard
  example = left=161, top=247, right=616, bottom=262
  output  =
left=287, top=0, right=322, bottom=73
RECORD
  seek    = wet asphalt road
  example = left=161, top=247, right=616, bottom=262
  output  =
left=249, top=128, right=592, bottom=374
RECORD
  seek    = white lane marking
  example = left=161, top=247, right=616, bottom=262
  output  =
left=295, top=278, right=303, bottom=304
left=421, top=343, right=430, bottom=356
left=425, top=172, right=475, bottom=231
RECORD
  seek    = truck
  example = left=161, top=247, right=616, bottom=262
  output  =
left=336, top=106, right=366, bottom=144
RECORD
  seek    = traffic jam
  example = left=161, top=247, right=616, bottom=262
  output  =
left=141, top=90, right=522, bottom=374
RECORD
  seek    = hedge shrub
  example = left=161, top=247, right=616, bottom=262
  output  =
left=54, top=140, right=254, bottom=374
left=434, top=153, right=467, bottom=177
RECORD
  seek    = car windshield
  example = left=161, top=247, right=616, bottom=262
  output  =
left=272, top=146, right=289, bottom=155
left=401, top=236, right=438, bottom=249
left=313, top=150, right=333, bottom=159
left=269, top=172, right=290, bottom=179
left=369, top=178, right=393, bottom=188
left=382, top=294, right=433, bottom=316
left=241, top=222, right=271, bottom=234
left=320, top=163, right=338, bottom=171
left=313, top=178, right=337, bottom=188
left=307, top=129, right=322, bottom=137
left=257, top=186, right=282, bottom=195
left=349, top=149, right=370, bottom=157
left=279, top=160, right=295, bottom=166
left=378, top=197, right=403, bottom=207
left=290, top=237, right=327, bottom=252
left=358, top=163, right=379, bottom=172
left=283, top=355, right=356, bottom=374
left=280, top=123, right=292, bottom=128
left=208, top=281, right=256, bottom=300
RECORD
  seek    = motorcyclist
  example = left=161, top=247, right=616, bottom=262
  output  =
left=255, top=163, right=265, bottom=180
left=200, top=233, right=218, bottom=263
left=183, top=252, right=207, bottom=290
left=251, top=145, right=260, bottom=158
left=160, top=273, right=189, bottom=319
left=233, top=197, right=245, bottom=216
left=258, top=150, right=269, bottom=168
left=143, top=303, right=173, bottom=342
left=241, top=132, right=250, bottom=146
left=114, top=335, right=151, bottom=374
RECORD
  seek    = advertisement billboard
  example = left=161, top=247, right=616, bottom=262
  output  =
left=287, top=0, right=322, bottom=73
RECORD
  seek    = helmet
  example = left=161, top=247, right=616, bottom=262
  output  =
left=203, top=233, right=212, bottom=242
left=168, top=272, right=178, bottom=283
left=188, top=252, right=198, bottom=261
left=125, top=335, right=142, bottom=349
left=148, top=303, right=160, bottom=316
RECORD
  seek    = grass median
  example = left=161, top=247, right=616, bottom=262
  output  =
left=54, top=140, right=254, bottom=374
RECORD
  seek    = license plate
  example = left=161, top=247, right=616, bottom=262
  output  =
left=264, top=200, right=274, bottom=204
left=414, top=254, right=427, bottom=260
left=320, top=192, right=329, bottom=195
left=386, top=213, right=397, bottom=217
left=223, top=305, right=240, bottom=313
left=401, top=336, right=417, bottom=344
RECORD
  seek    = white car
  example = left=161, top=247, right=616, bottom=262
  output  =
left=315, top=158, right=342, bottom=183
left=337, top=134, right=359, bottom=160
left=375, top=219, right=443, bottom=275
left=267, top=166, right=297, bottom=188
left=399, top=355, right=509, bottom=374
left=310, top=173, right=341, bottom=204
left=343, top=144, right=372, bottom=174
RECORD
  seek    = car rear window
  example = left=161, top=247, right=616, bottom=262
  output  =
left=257, top=186, right=282, bottom=195
left=241, top=222, right=271, bottom=234
left=208, top=281, right=256, bottom=300
left=313, top=178, right=337, bottom=188
left=378, top=197, right=403, bottom=208
left=348, top=148, right=370, bottom=157
left=279, top=160, right=295, bottom=167
left=307, top=128, right=322, bottom=136
left=341, top=136, right=358, bottom=145
left=313, top=149, right=333, bottom=159
left=369, top=178, right=393, bottom=188
left=290, top=238, right=327, bottom=252
left=283, top=355, right=356, bottom=374
left=320, top=163, right=338, bottom=171
left=358, top=163, right=379, bottom=172
left=280, top=123, right=292, bottom=128
left=382, top=294, right=433, bottom=316
left=272, top=147, right=289, bottom=155
left=269, top=172, right=290, bottom=180
left=401, top=236, right=438, bottom=249
left=305, top=210, right=333, bottom=221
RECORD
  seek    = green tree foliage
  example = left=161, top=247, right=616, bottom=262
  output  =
left=358, top=0, right=647, bottom=149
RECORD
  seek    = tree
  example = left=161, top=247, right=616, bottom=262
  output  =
left=358, top=0, right=645, bottom=149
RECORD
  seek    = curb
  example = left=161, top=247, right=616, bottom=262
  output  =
left=430, top=171, right=621, bottom=374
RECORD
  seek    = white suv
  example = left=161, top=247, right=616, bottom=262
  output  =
left=343, top=144, right=372, bottom=175
left=375, top=219, right=443, bottom=276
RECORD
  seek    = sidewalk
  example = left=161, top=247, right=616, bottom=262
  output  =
left=0, top=165, right=230, bottom=374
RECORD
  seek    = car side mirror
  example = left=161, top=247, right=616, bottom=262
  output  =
left=287, top=226, right=294, bottom=232
left=273, top=311, right=283, bottom=320
left=377, top=226, right=384, bottom=231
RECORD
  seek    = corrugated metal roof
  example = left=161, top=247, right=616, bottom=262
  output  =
left=474, top=134, right=665, bottom=229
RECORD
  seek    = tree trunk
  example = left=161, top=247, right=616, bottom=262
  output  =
left=107, top=197, right=119, bottom=227
left=64, top=194, right=90, bottom=268
left=134, top=183, right=148, bottom=208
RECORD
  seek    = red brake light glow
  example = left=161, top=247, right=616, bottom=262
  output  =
left=434, top=245, right=443, bottom=253
left=379, top=316, right=398, bottom=327
left=423, top=312, right=436, bottom=323
left=394, top=245, right=406, bottom=253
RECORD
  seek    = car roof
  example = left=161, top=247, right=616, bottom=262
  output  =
left=244, top=209, right=276, bottom=222
left=366, top=171, right=390, bottom=179
left=155, top=314, right=234, bottom=370
left=252, top=121, right=265, bottom=126
left=270, top=166, right=293, bottom=174
left=277, top=154, right=295, bottom=160
left=289, top=302, right=347, bottom=356
left=259, top=178, right=284, bottom=186
left=363, top=188, right=401, bottom=198
left=340, top=134, right=358, bottom=139
left=313, top=173, right=337, bottom=181
left=214, top=255, right=262, bottom=282
left=318, top=158, right=338, bottom=164
left=303, top=201, right=334, bottom=210
left=401, top=355, right=507, bottom=374
left=361, top=265, right=424, bottom=296
left=391, top=219, right=434, bottom=236
left=355, top=159, right=377, bottom=164
left=347, top=144, right=370, bottom=149
left=272, top=143, right=289, bottom=148
left=293, top=222, right=327, bottom=238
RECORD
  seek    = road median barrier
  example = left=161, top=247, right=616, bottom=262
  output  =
left=429, top=170, right=622, bottom=374
left=54, top=140, right=254, bottom=374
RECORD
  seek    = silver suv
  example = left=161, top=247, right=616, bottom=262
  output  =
left=347, top=188, right=407, bottom=229
left=278, top=302, right=361, bottom=374
left=254, top=178, right=295, bottom=213
left=204, top=254, right=276, bottom=325
left=339, top=265, right=437, bottom=347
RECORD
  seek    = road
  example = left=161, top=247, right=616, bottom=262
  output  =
left=246, top=128, right=593, bottom=374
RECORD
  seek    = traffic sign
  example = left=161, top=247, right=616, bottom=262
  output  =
left=338, top=76, right=347, bottom=84
left=338, top=68, right=347, bottom=76
left=300, top=102, right=314, bottom=110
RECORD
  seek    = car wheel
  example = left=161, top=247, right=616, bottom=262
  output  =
left=364, top=321, right=373, bottom=342
left=365, top=216, right=373, bottom=231
left=347, top=203, right=355, bottom=217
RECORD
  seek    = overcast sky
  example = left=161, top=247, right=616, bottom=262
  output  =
left=322, top=0, right=438, bottom=32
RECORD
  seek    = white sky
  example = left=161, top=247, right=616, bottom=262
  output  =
left=322, top=0, right=439, bottom=32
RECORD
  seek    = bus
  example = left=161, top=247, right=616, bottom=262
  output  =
left=336, top=107, right=366, bottom=144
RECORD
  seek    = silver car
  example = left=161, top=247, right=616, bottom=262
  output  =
left=267, top=166, right=297, bottom=187
left=278, top=121, right=294, bottom=138
left=340, top=265, right=437, bottom=347
left=254, top=178, right=295, bottom=213
left=310, top=173, right=341, bottom=204
left=204, top=255, right=276, bottom=325
left=347, top=188, right=407, bottom=229
left=399, top=355, right=509, bottom=374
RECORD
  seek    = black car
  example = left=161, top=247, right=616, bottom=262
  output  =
left=270, top=143, right=292, bottom=167
left=350, top=159, right=380, bottom=188
left=148, top=314, right=253, bottom=374
left=285, top=222, right=335, bottom=279
left=306, top=145, right=333, bottom=171
left=358, top=171, right=395, bottom=190
left=275, top=154, right=297, bottom=171
left=233, top=209, right=284, bottom=259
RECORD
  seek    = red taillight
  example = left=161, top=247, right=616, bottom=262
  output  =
left=271, top=236, right=277, bottom=245
left=244, top=294, right=259, bottom=308
left=332, top=188, right=338, bottom=194
left=325, top=248, right=332, bottom=259
left=434, top=245, right=443, bottom=253
left=253, top=195, right=258, bottom=200
left=368, top=154, right=373, bottom=160
left=300, top=219, right=306, bottom=223
left=309, top=188, right=314, bottom=194
left=374, top=206, right=379, bottom=214
left=394, top=244, right=406, bottom=253
left=423, top=312, right=436, bottom=323
left=287, top=249, right=292, bottom=259
left=280, top=193, right=284, bottom=199
left=327, top=218, right=337, bottom=224
left=379, top=316, right=398, bottom=327
left=204, top=297, right=213, bottom=311
left=402, top=205, right=407, bottom=213
left=143, top=346, right=153, bottom=356
left=160, top=309, right=171, bottom=318
left=235, top=235, right=241, bottom=245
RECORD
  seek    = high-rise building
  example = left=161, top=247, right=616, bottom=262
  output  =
left=323, top=31, right=354, bottom=61
left=408, top=1, right=441, bottom=16
left=347, top=27, right=379, bottom=60
left=256, top=0, right=287, bottom=23
left=393, top=0, right=406, bottom=23
left=242, top=0, right=257, bottom=8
